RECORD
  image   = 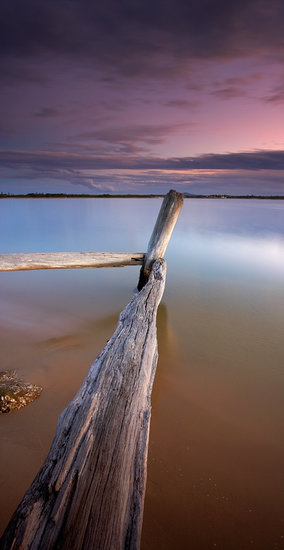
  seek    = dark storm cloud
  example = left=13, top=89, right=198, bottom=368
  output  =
left=1, top=0, right=284, bottom=81
left=1, top=149, right=284, bottom=173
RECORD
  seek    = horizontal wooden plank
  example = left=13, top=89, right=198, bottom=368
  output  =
left=0, top=252, right=144, bottom=272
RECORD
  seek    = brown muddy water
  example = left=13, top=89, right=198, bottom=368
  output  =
left=0, top=198, right=284, bottom=549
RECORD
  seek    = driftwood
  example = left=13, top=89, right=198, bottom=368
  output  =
left=138, top=189, right=183, bottom=290
left=0, top=259, right=166, bottom=550
left=0, top=252, right=144, bottom=272
left=1, top=189, right=183, bottom=549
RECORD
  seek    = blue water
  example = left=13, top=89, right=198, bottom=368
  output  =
left=0, top=198, right=284, bottom=549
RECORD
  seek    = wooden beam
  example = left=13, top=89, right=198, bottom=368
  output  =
left=0, top=252, right=144, bottom=272
left=137, top=189, right=183, bottom=290
left=0, top=259, right=167, bottom=550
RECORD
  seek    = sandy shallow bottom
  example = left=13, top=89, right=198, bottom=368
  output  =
left=0, top=315, right=117, bottom=535
left=1, top=293, right=284, bottom=549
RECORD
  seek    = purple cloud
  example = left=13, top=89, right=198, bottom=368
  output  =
left=1, top=0, right=284, bottom=83
left=164, top=99, right=199, bottom=108
left=1, top=149, right=284, bottom=173
left=213, top=73, right=264, bottom=88
left=265, top=83, right=284, bottom=104
left=34, top=107, right=60, bottom=118
left=68, top=123, right=193, bottom=155
left=211, top=87, right=247, bottom=100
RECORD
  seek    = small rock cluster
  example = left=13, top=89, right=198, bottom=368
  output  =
left=0, top=370, right=42, bottom=413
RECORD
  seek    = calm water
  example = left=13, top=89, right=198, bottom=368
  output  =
left=0, top=198, right=284, bottom=549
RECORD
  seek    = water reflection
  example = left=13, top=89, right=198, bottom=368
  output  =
left=171, top=230, right=284, bottom=283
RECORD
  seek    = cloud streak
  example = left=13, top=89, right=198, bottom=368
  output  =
left=211, top=88, right=247, bottom=100
left=34, top=107, right=60, bottom=118
left=1, top=149, right=284, bottom=172
left=70, top=123, right=194, bottom=155
left=265, top=83, right=284, bottom=104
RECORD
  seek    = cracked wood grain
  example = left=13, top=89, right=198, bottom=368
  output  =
left=0, top=252, right=144, bottom=272
left=0, top=259, right=166, bottom=550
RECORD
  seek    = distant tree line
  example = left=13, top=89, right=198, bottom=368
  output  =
left=0, top=192, right=284, bottom=199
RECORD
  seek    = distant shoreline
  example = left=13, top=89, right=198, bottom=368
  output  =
left=1, top=193, right=284, bottom=200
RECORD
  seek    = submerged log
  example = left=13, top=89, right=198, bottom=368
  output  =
left=1, top=259, right=166, bottom=550
left=137, top=189, right=183, bottom=290
left=0, top=252, right=144, bottom=272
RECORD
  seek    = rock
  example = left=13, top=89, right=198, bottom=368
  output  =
left=0, top=370, right=42, bottom=413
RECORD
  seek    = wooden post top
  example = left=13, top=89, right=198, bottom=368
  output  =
left=137, top=189, right=183, bottom=290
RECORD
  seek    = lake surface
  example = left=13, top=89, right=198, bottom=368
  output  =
left=0, top=198, right=284, bottom=549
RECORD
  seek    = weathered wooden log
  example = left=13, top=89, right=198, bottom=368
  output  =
left=137, top=189, right=183, bottom=290
left=0, top=252, right=144, bottom=272
left=0, top=259, right=167, bottom=550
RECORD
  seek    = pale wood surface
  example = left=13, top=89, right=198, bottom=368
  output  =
left=0, top=259, right=167, bottom=550
left=138, top=189, right=183, bottom=289
left=0, top=252, right=144, bottom=271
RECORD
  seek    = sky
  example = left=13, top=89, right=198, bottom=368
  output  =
left=1, top=0, right=284, bottom=195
